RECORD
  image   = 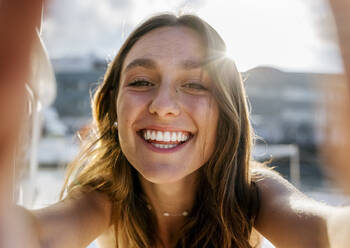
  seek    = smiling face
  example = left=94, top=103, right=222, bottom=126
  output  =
left=116, top=26, right=219, bottom=184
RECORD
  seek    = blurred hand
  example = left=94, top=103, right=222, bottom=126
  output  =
left=324, top=0, right=350, bottom=193
left=0, top=0, right=44, bottom=247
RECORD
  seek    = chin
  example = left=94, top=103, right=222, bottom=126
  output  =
left=136, top=164, right=191, bottom=184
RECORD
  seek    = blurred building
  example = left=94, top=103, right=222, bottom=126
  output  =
left=51, top=56, right=106, bottom=133
left=243, top=67, right=343, bottom=147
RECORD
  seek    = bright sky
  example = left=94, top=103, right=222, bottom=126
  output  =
left=42, top=0, right=344, bottom=73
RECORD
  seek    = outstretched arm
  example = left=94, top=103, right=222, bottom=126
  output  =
left=324, top=0, right=350, bottom=194
left=254, top=168, right=350, bottom=248
left=29, top=189, right=112, bottom=248
left=0, top=1, right=43, bottom=247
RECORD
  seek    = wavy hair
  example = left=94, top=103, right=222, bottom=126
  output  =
left=61, top=13, right=260, bottom=248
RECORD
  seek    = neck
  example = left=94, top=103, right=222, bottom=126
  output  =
left=139, top=171, right=200, bottom=244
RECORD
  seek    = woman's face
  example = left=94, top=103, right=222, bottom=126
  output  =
left=116, top=26, right=219, bottom=184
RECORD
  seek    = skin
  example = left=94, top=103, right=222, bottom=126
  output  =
left=4, top=16, right=350, bottom=248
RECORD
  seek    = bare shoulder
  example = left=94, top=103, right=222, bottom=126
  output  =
left=252, top=167, right=331, bottom=248
left=32, top=188, right=112, bottom=248
left=65, top=186, right=112, bottom=215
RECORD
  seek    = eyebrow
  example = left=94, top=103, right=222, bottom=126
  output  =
left=180, top=59, right=205, bottom=70
left=123, top=58, right=157, bottom=73
left=123, top=58, right=206, bottom=73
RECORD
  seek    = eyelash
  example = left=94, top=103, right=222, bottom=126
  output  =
left=127, top=79, right=154, bottom=87
left=182, top=82, right=207, bottom=91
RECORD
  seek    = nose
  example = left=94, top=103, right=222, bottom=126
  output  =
left=149, top=83, right=180, bottom=118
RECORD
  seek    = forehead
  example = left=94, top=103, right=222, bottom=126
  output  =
left=122, top=26, right=206, bottom=71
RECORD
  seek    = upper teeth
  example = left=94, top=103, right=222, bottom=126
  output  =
left=142, top=130, right=190, bottom=142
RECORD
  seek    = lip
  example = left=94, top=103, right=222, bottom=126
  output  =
left=137, top=131, right=194, bottom=153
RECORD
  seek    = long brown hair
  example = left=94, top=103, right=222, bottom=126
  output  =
left=61, top=13, right=260, bottom=248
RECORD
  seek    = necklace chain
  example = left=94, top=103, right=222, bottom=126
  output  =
left=147, top=204, right=189, bottom=217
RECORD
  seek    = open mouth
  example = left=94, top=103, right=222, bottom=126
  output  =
left=137, top=129, right=193, bottom=150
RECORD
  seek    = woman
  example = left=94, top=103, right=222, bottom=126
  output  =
left=23, top=13, right=350, bottom=248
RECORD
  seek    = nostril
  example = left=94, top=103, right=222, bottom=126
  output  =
left=148, top=93, right=180, bottom=117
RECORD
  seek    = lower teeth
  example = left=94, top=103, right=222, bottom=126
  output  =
left=151, top=143, right=178, bottom=149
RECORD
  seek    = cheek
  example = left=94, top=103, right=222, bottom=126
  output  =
left=181, top=94, right=219, bottom=128
left=180, top=94, right=219, bottom=159
left=116, top=92, right=151, bottom=151
left=117, top=92, right=150, bottom=124
left=179, top=94, right=216, bottom=116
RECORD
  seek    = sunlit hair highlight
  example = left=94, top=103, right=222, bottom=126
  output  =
left=61, top=13, right=260, bottom=248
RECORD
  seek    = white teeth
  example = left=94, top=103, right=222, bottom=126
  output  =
left=142, top=129, right=191, bottom=142
left=164, top=132, right=171, bottom=142
left=151, top=130, right=156, bottom=140
left=146, top=130, right=152, bottom=140
left=156, top=131, right=163, bottom=141
left=171, top=132, right=177, bottom=142
left=177, top=132, right=182, bottom=141
left=152, top=143, right=178, bottom=149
